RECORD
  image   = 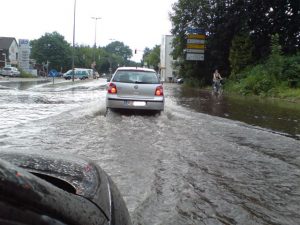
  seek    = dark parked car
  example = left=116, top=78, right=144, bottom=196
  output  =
left=0, top=150, right=132, bottom=225
left=176, top=77, right=184, bottom=84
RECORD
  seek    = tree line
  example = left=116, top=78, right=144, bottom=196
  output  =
left=30, top=31, right=160, bottom=75
left=170, top=0, right=300, bottom=90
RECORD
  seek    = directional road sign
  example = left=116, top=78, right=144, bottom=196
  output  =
left=186, top=49, right=205, bottom=54
left=187, top=34, right=206, bottom=39
left=48, top=69, right=58, bottom=77
left=186, top=53, right=204, bottom=61
left=187, top=39, right=205, bottom=44
left=187, top=44, right=205, bottom=49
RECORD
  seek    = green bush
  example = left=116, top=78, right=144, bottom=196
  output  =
left=20, top=70, right=35, bottom=78
left=225, top=35, right=299, bottom=98
left=231, top=65, right=277, bottom=95
left=282, top=54, right=300, bottom=87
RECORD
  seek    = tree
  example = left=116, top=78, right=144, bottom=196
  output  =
left=266, top=34, right=284, bottom=79
left=229, top=33, right=253, bottom=79
left=170, top=0, right=244, bottom=82
left=74, top=45, right=93, bottom=69
left=30, top=32, right=72, bottom=72
left=143, top=45, right=160, bottom=71
left=105, top=41, right=132, bottom=65
left=169, top=0, right=300, bottom=85
left=248, top=0, right=300, bottom=57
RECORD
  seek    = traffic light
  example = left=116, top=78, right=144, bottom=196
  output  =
left=134, top=49, right=137, bottom=54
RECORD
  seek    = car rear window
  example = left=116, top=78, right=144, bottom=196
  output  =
left=4, top=68, right=12, bottom=71
left=112, top=70, right=159, bottom=84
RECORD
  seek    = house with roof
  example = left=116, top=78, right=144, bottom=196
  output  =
left=0, top=37, right=19, bottom=68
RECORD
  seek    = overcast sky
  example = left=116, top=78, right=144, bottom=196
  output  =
left=1, top=0, right=177, bottom=61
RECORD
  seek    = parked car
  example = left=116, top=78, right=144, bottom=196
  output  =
left=176, top=77, right=184, bottom=84
left=1, top=66, right=20, bottom=77
left=0, top=150, right=132, bottom=225
left=106, top=67, right=164, bottom=112
left=63, top=69, right=90, bottom=80
left=56, top=71, right=64, bottom=77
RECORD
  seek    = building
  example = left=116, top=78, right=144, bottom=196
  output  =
left=0, top=37, right=19, bottom=68
left=160, top=35, right=178, bottom=82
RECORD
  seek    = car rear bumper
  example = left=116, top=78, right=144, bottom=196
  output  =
left=106, top=97, right=164, bottom=111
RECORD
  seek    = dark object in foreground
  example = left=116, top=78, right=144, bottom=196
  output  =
left=0, top=151, right=132, bottom=225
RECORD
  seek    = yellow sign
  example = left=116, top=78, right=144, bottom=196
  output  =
left=187, top=44, right=205, bottom=49
left=187, top=34, right=206, bottom=39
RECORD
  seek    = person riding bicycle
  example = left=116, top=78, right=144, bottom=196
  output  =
left=212, top=69, right=222, bottom=92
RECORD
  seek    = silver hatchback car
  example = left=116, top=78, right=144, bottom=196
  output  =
left=106, top=67, right=164, bottom=112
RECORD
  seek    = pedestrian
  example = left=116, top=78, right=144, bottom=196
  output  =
left=213, top=69, right=222, bottom=83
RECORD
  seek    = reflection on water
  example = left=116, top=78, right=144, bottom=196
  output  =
left=0, top=80, right=51, bottom=90
left=173, top=86, right=300, bottom=138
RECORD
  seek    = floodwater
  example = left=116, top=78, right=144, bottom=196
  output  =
left=0, top=79, right=299, bottom=225
left=171, top=85, right=300, bottom=139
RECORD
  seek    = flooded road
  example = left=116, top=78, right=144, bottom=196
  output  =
left=0, top=79, right=299, bottom=225
left=172, top=85, right=300, bottom=139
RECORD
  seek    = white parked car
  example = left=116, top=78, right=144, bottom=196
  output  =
left=1, top=66, right=21, bottom=77
left=63, top=68, right=90, bottom=80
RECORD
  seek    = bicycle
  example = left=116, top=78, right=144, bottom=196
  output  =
left=212, top=80, right=223, bottom=95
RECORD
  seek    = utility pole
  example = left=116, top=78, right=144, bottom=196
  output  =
left=91, top=17, right=101, bottom=61
left=91, top=17, right=101, bottom=78
left=72, top=0, right=77, bottom=82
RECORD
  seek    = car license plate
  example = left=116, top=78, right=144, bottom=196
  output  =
left=133, top=101, right=146, bottom=106
left=124, top=101, right=146, bottom=106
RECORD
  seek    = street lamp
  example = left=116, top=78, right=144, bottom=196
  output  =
left=91, top=16, right=101, bottom=73
left=72, top=0, right=77, bottom=82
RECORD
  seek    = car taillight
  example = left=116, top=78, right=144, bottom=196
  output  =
left=108, top=83, right=117, bottom=94
left=155, top=85, right=163, bottom=96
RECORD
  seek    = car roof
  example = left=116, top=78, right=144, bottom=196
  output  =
left=116, top=67, right=156, bottom=72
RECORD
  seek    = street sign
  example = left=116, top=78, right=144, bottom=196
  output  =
left=187, top=34, right=206, bottom=39
left=186, top=49, right=205, bottom=54
left=19, top=39, right=29, bottom=46
left=186, top=53, right=204, bottom=61
left=18, top=39, right=30, bottom=70
left=48, top=69, right=58, bottom=77
left=187, top=44, right=205, bottom=49
left=186, top=28, right=206, bottom=61
left=187, top=27, right=205, bottom=34
left=187, top=39, right=205, bottom=44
